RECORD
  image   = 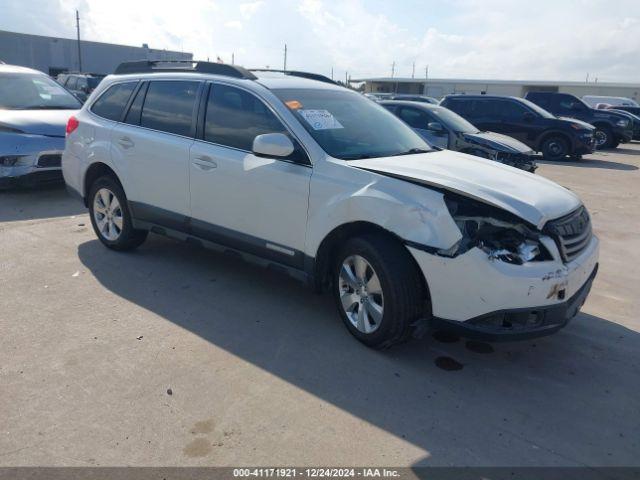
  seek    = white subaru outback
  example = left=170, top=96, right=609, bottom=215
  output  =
left=62, top=61, right=599, bottom=348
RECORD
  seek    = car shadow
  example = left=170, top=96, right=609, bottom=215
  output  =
left=77, top=236, right=640, bottom=466
left=536, top=156, right=638, bottom=171
left=0, top=184, right=86, bottom=222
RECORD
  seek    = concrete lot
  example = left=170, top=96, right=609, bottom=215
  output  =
left=1, top=145, right=639, bottom=467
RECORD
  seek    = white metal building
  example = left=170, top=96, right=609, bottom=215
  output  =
left=0, top=30, right=193, bottom=77
left=355, top=77, right=640, bottom=102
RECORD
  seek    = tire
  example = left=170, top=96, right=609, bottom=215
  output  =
left=88, top=175, right=148, bottom=251
left=332, top=233, right=426, bottom=349
left=594, top=126, right=614, bottom=149
left=541, top=136, right=569, bottom=161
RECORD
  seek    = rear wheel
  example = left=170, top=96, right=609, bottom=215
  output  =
left=332, top=233, right=426, bottom=349
left=541, top=136, right=569, bottom=161
left=88, top=175, right=148, bottom=251
left=594, top=126, right=614, bottom=149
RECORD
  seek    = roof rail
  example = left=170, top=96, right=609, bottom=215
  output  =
left=250, top=69, right=338, bottom=85
left=114, top=60, right=257, bottom=80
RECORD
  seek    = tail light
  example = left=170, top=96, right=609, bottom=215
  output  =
left=66, top=116, right=79, bottom=136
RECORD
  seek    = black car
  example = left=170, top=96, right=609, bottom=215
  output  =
left=381, top=100, right=537, bottom=172
left=525, top=92, right=633, bottom=149
left=388, top=94, right=439, bottom=104
left=440, top=95, right=596, bottom=161
left=57, top=73, right=106, bottom=102
left=606, top=107, right=640, bottom=140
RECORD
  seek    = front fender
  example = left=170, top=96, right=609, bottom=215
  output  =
left=306, top=161, right=462, bottom=257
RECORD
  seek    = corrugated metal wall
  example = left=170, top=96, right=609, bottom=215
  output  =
left=0, top=30, right=193, bottom=75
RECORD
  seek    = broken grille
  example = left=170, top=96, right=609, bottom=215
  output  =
left=544, top=206, right=592, bottom=263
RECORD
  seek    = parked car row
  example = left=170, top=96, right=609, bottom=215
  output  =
left=367, top=90, right=638, bottom=160
left=59, top=60, right=599, bottom=348
left=57, top=72, right=106, bottom=102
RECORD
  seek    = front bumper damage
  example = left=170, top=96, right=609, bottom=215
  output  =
left=408, top=235, right=599, bottom=341
left=0, top=133, right=64, bottom=188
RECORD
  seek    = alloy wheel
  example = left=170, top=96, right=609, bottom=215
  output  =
left=594, top=130, right=608, bottom=147
left=93, top=188, right=123, bottom=241
left=338, top=255, right=384, bottom=334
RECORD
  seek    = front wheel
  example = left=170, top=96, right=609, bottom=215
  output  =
left=332, top=234, right=426, bottom=349
left=88, top=175, right=148, bottom=251
left=541, top=136, right=569, bottom=161
left=594, top=127, right=614, bottom=149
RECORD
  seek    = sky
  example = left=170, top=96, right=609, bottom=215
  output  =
left=1, top=0, right=640, bottom=82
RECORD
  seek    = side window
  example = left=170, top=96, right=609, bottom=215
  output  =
left=398, top=107, right=430, bottom=129
left=90, top=82, right=136, bottom=121
left=140, top=81, right=199, bottom=136
left=444, top=98, right=469, bottom=116
left=124, top=83, right=147, bottom=126
left=66, top=77, right=78, bottom=90
left=499, top=100, right=528, bottom=120
left=472, top=99, right=495, bottom=118
left=204, top=83, right=286, bottom=150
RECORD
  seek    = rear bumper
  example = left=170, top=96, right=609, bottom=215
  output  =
left=431, top=264, right=598, bottom=341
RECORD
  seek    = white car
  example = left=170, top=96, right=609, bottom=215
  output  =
left=63, top=61, right=599, bottom=348
left=582, top=95, right=639, bottom=108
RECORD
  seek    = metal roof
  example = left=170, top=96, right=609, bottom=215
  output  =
left=352, top=77, right=640, bottom=88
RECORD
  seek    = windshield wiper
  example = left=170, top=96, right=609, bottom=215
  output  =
left=390, top=148, right=431, bottom=157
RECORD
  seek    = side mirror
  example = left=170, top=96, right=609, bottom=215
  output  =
left=427, top=122, right=444, bottom=132
left=523, top=112, right=535, bottom=122
left=252, top=133, right=295, bottom=158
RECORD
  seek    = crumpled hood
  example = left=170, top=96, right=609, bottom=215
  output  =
left=0, top=109, right=77, bottom=137
left=462, top=131, right=533, bottom=153
left=350, top=150, right=581, bottom=229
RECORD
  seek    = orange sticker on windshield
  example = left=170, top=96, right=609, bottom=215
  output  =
left=286, top=100, right=303, bottom=109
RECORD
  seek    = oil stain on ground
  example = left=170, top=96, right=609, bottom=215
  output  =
left=191, top=419, right=215, bottom=435
left=435, top=356, right=464, bottom=371
left=183, top=437, right=212, bottom=457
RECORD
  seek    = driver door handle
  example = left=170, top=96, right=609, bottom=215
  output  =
left=193, top=155, right=217, bottom=171
left=118, top=136, right=134, bottom=149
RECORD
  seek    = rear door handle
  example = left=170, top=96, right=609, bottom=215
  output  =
left=193, top=155, right=217, bottom=171
left=118, top=137, right=134, bottom=149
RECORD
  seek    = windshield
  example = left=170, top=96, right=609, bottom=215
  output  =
left=430, top=106, right=479, bottom=133
left=272, top=88, right=432, bottom=160
left=0, top=73, right=81, bottom=110
left=519, top=98, right=555, bottom=119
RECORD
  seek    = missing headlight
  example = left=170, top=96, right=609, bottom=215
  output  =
left=443, top=194, right=551, bottom=264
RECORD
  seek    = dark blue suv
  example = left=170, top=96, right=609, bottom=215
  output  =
left=440, top=95, right=596, bottom=161
left=525, top=92, right=634, bottom=149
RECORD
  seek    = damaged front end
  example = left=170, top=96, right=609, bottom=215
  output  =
left=438, top=193, right=552, bottom=264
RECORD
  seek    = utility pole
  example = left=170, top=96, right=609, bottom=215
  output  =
left=232, top=53, right=235, bottom=65
left=330, top=67, right=334, bottom=80
left=345, top=71, right=348, bottom=87
left=424, top=65, right=429, bottom=95
left=283, top=44, right=287, bottom=71
left=391, top=61, right=395, bottom=78
left=412, top=61, right=415, bottom=79
left=586, top=73, right=589, bottom=83
left=75, top=10, right=82, bottom=72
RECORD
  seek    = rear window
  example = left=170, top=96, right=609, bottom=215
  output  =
left=90, top=82, right=137, bottom=121
left=140, top=81, right=199, bottom=136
